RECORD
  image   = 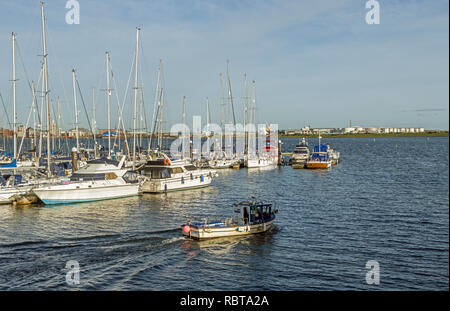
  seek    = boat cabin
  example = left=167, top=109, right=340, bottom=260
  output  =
left=309, top=152, right=330, bottom=162
left=140, top=159, right=199, bottom=179
left=313, top=144, right=329, bottom=153
left=234, top=200, right=275, bottom=225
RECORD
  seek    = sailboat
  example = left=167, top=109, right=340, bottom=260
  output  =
left=245, top=81, right=277, bottom=168
left=0, top=3, right=56, bottom=203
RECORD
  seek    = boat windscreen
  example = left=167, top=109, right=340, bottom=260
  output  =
left=184, top=165, right=198, bottom=171
left=70, top=173, right=106, bottom=181
left=87, top=158, right=119, bottom=166
left=144, top=167, right=171, bottom=179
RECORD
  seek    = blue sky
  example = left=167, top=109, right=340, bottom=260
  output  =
left=0, top=0, right=448, bottom=131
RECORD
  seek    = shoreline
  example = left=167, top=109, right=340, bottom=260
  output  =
left=278, top=132, right=449, bottom=138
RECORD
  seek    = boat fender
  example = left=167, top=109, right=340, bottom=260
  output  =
left=182, top=225, right=191, bottom=233
left=181, top=176, right=184, bottom=184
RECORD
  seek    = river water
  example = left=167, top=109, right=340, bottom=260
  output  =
left=0, top=137, right=448, bottom=290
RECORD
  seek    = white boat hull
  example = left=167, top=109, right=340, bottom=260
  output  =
left=0, top=187, right=32, bottom=204
left=183, top=219, right=275, bottom=240
left=32, top=180, right=139, bottom=204
left=141, top=173, right=212, bottom=193
left=246, top=157, right=277, bottom=168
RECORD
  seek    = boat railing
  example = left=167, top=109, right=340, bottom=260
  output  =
left=147, top=171, right=214, bottom=184
left=185, top=215, right=237, bottom=228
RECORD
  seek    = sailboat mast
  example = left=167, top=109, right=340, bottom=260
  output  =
left=72, top=69, right=79, bottom=151
left=106, top=51, right=111, bottom=158
left=251, top=80, right=256, bottom=125
left=12, top=32, right=17, bottom=160
left=206, top=97, right=210, bottom=126
left=149, top=60, right=162, bottom=152
left=250, top=80, right=256, bottom=154
left=132, top=27, right=140, bottom=170
left=92, top=87, right=97, bottom=158
left=226, top=60, right=236, bottom=125
left=182, top=96, right=186, bottom=126
left=39, top=68, right=44, bottom=159
left=139, top=87, right=143, bottom=148
left=40, top=2, right=51, bottom=177
left=219, top=73, right=225, bottom=130
left=32, top=81, right=36, bottom=155
left=158, top=88, right=164, bottom=150
left=244, top=73, right=248, bottom=153
left=57, top=96, right=61, bottom=153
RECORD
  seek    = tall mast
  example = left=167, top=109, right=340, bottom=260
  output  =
left=106, top=51, right=111, bottom=158
left=250, top=80, right=256, bottom=152
left=132, top=27, right=140, bottom=169
left=219, top=73, right=225, bottom=130
left=251, top=80, right=256, bottom=126
left=158, top=88, right=164, bottom=150
left=39, top=67, right=44, bottom=158
left=92, top=88, right=97, bottom=158
left=72, top=69, right=79, bottom=151
left=139, top=87, right=143, bottom=148
left=40, top=2, right=51, bottom=177
left=226, top=60, right=236, bottom=125
left=32, top=81, right=36, bottom=155
left=149, top=60, right=162, bottom=152
left=57, top=96, right=61, bottom=153
left=243, top=73, right=248, bottom=153
left=12, top=32, right=17, bottom=159
left=182, top=96, right=186, bottom=126
left=206, top=97, right=210, bottom=126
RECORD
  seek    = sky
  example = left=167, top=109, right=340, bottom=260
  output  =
left=0, top=0, right=448, bottom=131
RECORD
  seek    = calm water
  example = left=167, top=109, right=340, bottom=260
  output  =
left=0, top=137, right=448, bottom=290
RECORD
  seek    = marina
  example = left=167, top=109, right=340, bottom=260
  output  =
left=0, top=137, right=448, bottom=290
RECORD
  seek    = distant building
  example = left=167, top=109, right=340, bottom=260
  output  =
left=365, top=127, right=380, bottom=134
left=17, top=125, right=25, bottom=138
left=68, top=128, right=91, bottom=138
left=1, top=128, right=13, bottom=137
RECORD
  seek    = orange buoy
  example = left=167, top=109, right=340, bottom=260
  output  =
left=164, top=158, right=170, bottom=165
left=182, top=225, right=191, bottom=233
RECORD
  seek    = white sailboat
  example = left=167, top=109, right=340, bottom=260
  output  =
left=0, top=3, right=52, bottom=203
left=0, top=175, right=32, bottom=204
left=245, top=81, right=277, bottom=168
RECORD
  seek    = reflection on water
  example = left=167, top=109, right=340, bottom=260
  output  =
left=0, top=137, right=448, bottom=290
